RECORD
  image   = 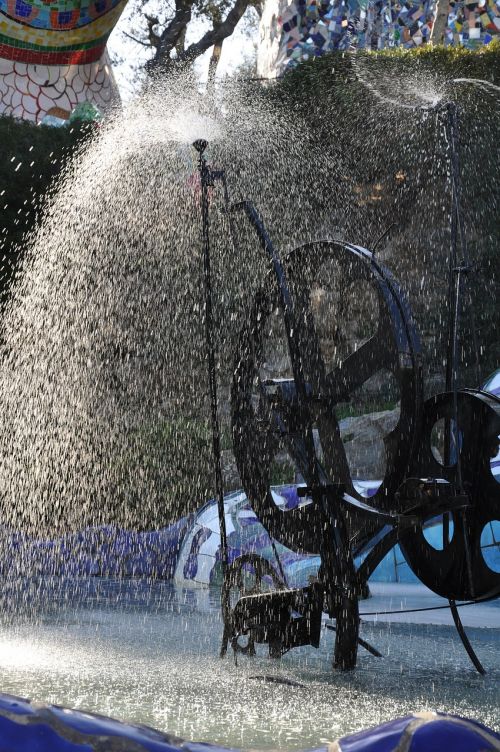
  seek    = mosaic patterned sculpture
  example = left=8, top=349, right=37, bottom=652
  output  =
left=0, top=0, right=126, bottom=122
left=5, top=482, right=499, bottom=584
left=257, top=0, right=500, bottom=75
left=0, top=695, right=498, bottom=752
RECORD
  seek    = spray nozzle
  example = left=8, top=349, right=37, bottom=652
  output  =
left=192, top=139, right=208, bottom=155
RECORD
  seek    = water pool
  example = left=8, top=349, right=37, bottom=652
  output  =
left=0, top=578, right=498, bottom=750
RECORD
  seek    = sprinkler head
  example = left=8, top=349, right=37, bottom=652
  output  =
left=193, top=139, right=208, bottom=155
left=438, top=100, right=457, bottom=115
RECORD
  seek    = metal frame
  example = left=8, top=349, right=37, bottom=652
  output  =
left=192, top=114, right=500, bottom=674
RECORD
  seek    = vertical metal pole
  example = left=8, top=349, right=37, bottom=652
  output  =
left=444, top=104, right=458, bottom=400
left=443, top=104, right=475, bottom=597
left=443, top=102, right=463, bottom=488
left=193, top=140, right=229, bottom=582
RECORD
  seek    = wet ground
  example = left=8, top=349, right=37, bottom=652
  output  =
left=0, top=578, right=497, bottom=750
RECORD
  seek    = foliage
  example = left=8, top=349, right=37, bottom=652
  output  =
left=0, top=117, right=93, bottom=305
left=275, top=41, right=500, bottom=88
left=269, top=459, right=296, bottom=485
left=370, top=37, right=500, bottom=65
left=268, top=46, right=500, bottom=381
left=116, top=418, right=214, bottom=526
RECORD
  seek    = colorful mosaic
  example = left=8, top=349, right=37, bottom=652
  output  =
left=0, top=0, right=125, bottom=121
left=0, top=697, right=498, bottom=752
left=261, top=0, right=500, bottom=74
left=0, top=0, right=126, bottom=65
left=2, top=481, right=498, bottom=583
left=0, top=52, right=118, bottom=121
left=173, top=488, right=322, bottom=589
left=1, top=0, right=124, bottom=32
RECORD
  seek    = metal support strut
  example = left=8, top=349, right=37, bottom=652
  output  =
left=441, top=104, right=485, bottom=674
left=193, top=140, right=230, bottom=645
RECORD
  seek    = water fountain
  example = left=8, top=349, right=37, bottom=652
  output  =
left=188, top=99, right=499, bottom=677
left=0, top=66, right=497, bottom=750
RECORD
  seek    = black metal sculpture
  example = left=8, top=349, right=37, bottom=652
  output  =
left=193, top=101, right=500, bottom=675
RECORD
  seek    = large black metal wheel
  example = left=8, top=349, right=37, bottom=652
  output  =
left=231, top=241, right=423, bottom=555
left=399, top=389, right=500, bottom=601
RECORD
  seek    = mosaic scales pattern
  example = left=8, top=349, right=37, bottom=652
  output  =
left=0, top=0, right=126, bottom=121
left=257, top=0, right=500, bottom=75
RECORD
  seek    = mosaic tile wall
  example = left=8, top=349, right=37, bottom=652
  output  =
left=258, top=0, right=500, bottom=75
left=0, top=0, right=126, bottom=121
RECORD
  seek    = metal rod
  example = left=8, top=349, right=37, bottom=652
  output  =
left=443, top=102, right=461, bottom=479
left=442, top=105, right=475, bottom=597
left=359, top=593, right=499, bottom=616
left=450, top=263, right=464, bottom=491
left=193, top=140, right=229, bottom=580
left=449, top=599, right=485, bottom=674
left=325, top=624, right=382, bottom=658
left=371, top=222, right=395, bottom=256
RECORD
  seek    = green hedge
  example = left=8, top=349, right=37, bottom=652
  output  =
left=267, top=45, right=500, bottom=381
left=0, top=117, right=92, bottom=304
left=274, top=41, right=500, bottom=100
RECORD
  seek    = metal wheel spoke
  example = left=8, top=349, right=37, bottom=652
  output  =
left=316, top=411, right=353, bottom=489
left=323, top=333, right=394, bottom=403
left=232, top=240, right=422, bottom=552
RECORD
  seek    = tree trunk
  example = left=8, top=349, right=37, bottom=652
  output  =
left=146, top=0, right=249, bottom=75
left=207, top=40, right=223, bottom=87
left=176, top=26, right=187, bottom=56
left=430, top=0, right=450, bottom=45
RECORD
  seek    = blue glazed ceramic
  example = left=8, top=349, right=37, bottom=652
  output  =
left=0, top=695, right=498, bottom=752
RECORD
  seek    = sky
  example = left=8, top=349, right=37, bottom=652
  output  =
left=106, top=2, right=260, bottom=99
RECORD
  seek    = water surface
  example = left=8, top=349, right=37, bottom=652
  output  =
left=0, top=577, right=498, bottom=749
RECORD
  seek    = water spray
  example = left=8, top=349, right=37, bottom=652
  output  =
left=220, top=127, right=499, bottom=675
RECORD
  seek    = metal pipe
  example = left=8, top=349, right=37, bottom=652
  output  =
left=193, top=140, right=229, bottom=581
left=449, top=599, right=485, bottom=674
left=442, top=104, right=475, bottom=596
left=443, top=103, right=463, bottom=485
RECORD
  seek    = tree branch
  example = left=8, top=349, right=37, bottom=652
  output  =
left=251, top=0, right=262, bottom=19
left=178, top=0, right=249, bottom=64
left=146, top=2, right=192, bottom=71
left=207, top=39, right=223, bottom=86
left=123, top=30, right=152, bottom=47
left=144, top=14, right=161, bottom=48
left=429, top=0, right=448, bottom=45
